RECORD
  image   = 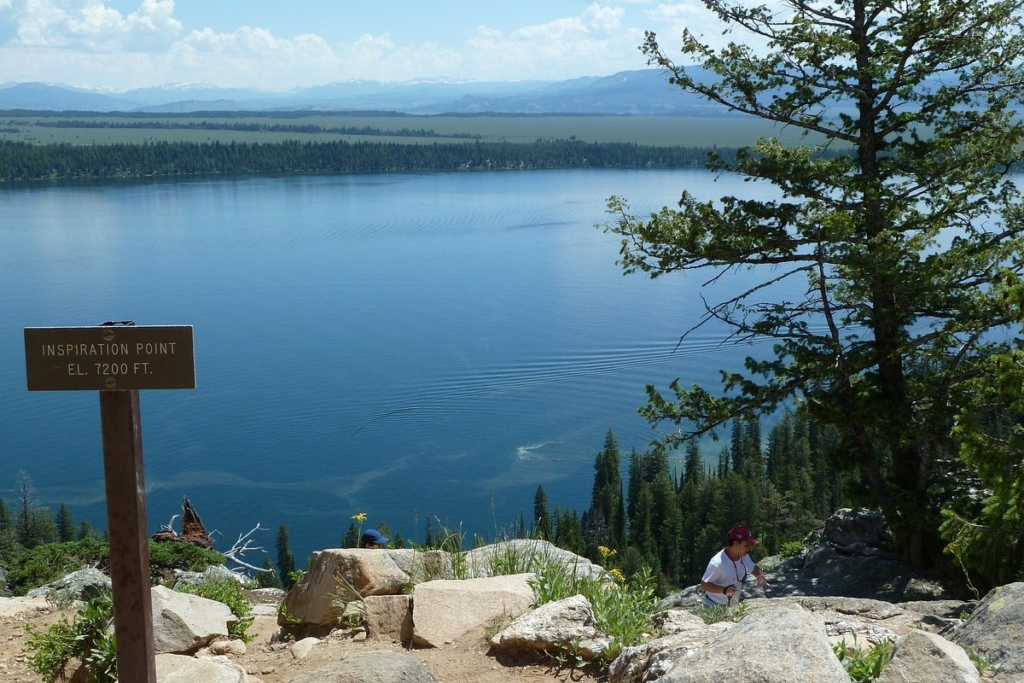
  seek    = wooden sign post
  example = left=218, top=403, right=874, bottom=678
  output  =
left=24, top=323, right=195, bottom=683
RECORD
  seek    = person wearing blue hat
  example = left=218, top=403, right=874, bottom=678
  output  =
left=699, top=524, right=767, bottom=607
left=359, top=529, right=389, bottom=549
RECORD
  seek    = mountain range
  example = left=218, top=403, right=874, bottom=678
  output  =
left=0, top=69, right=730, bottom=116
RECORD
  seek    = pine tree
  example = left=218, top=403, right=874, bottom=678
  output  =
left=55, top=503, right=75, bottom=543
left=255, top=557, right=283, bottom=589
left=608, top=0, right=1024, bottom=571
left=15, top=472, right=56, bottom=548
left=532, top=484, right=551, bottom=540
left=342, top=522, right=359, bottom=548
left=587, top=429, right=626, bottom=553
left=276, top=524, right=297, bottom=590
left=0, top=498, right=11, bottom=531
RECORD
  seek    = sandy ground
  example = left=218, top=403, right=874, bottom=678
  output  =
left=0, top=596, right=600, bottom=683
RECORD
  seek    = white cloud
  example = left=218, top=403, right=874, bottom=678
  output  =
left=13, top=0, right=180, bottom=51
left=460, top=4, right=645, bottom=81
left=167, top=26, right=339, bottom=87
left=0, top=1, right=696, bottom=89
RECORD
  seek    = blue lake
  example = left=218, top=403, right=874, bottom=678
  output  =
left=1, top=169, right=788, bottom=561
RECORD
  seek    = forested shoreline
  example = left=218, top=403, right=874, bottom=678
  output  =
left=0, top=139, right=723, bottom=181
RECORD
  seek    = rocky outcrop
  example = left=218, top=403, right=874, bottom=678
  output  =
left=877, top=629, right=979, bottom=683
left=287, top=650, right=438, bottom=683
left=278, top=540, right=597, bottom=635
left=151, top=585, right=234, bottom=654
left=278, top=549, right=409, bottom=630
left=947, top=581, right=1024, bottom=677
left=489, top=593, right=612, bottom=659
left=411, top=574, right=535, bottom=647
left=173, top=565, right=251, bottom=588
left=638, top=605, right=850, bottom=683
left=25, top=567, right=111, bottom=601
left=610, top=611, right=732, bottom=683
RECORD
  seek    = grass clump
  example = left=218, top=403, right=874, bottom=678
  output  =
left=177, top=577, right=255, bottom=643
left=23, top=591, right=118, bottom=683
left=698, top=601, right=747, bottom=624
left=832, top=636, right=894, bottom=681
left=529, top=559, right=658, bottom=669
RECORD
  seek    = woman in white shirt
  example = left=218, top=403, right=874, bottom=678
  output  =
left=699, top=524, right=768, bottom=607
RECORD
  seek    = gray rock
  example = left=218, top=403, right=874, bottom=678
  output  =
left=286, top=650, right=437, bottom=683
left=245, top=587, right=286, bottom=604
left=174, top=565, right=251, bottom=588
left=877, top=629, right=979, bottom=683
left=25, top=567, right=111, bottom=601
left=412, top=574, right=535, bottom=647
left=384, top=549, right=453, bottom=582
left=810, top=507, right=894, bottom=549
left=141, top=653, right=252, bottom=683
left=363, top=594, right=412, bottom=642
left=657, top=605, right=850, bottom=683
left=279, top=549, right=410, bottom=630
left=289, top=636, right=319, bottom=660
left=208, top=638, right=248, bottom=656
left=490, top=593, right=613, bottom=659
left=609, top=611, right=731, bottom=683
left=948, top=582, right=1024, bottom=676
left=464, top=539, right=603, bottom=579
left=151, top=585, right=234, bottom=654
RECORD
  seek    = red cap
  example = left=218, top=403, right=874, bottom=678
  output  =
left=728, top=524, right=759, bottom=545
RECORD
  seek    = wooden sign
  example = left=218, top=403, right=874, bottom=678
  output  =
left=23, top=321, right=197, bottom=683
left=24, top=325, right=195, bottom=391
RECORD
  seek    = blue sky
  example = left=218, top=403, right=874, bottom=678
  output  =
left=0, top=1, right=729, bottom=90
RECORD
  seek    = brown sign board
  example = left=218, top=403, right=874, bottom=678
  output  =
left=25, top=325, right=195, bottom=391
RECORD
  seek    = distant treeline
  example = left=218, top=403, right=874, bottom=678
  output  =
left=0, top=139, right=727, bottom=181
left=31, top=120, right=481, bottom=139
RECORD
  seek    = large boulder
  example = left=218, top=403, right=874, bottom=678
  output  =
left=287, top=650, right=437, bottom=683
left=654, top=605, right=849, bottom=683
left=279, top=549, right=409, bottom=630
left=25, top=567, right=111, bottom=602
left=464, top=539, right=603, bottom=579
left=151, top=585, right=234, bottom=654
left=810, top=507, right=894, bottom=551
left=173, top=565, right=251, bottom=588
left=609, top=611, right=732, bottom=683
left=490, top=593, right=613, bottom=660
left=144, top=653, right=253, bottom=683
left=383, top=549, right=453, bottom=583
left=948, top=582, right=1024, bottom=677
left=877, top=629, right=979, bottom=683
left=411, top=573, right=535, bottom=647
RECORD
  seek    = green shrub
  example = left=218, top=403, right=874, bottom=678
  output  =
left=779, top=540, right=805, bottom=559
left=529, top=561, right=658, bottom=670
left=832, top=637, right=894, bottom=681
left=23, top=591, right=117, bottom=683
left=147, top=540, right=225, bottom=574
left=177, top=577, right=255, bottom=642
left=6, top=538, right=224, bottom=595
left=698, top=602, right=747, bottom=624
left=7, top=538, right=108, bottom=595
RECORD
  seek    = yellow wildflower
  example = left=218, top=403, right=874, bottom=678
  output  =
left=609, top=568, right=626, bottom=583
left=352, top=512, right=367, bottom=523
